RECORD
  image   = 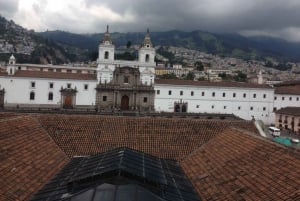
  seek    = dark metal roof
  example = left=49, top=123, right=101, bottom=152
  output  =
left=30, top=148, right=201, bottom=201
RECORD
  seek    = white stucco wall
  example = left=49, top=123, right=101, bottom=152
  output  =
left=154, top=84, right=275, bottom=124
left=274, top=94, right=300, bottom=110
left=0, top=76, right=97, bottom=107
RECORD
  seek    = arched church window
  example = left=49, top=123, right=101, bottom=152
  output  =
left=104, top=51, right=109, bottom=59
left=9, top=68, right=12, bottom=75
left=145, top=54, right=150, bottom=62
left=48, top=92, right=53, bottom=101
left=30, top=91, right=35, bottom=100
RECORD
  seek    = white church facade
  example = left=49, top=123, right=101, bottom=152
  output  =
left=0, top=28, right=299, bottom=125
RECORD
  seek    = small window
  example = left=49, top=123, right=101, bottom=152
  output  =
left=124, top=76, right=129, bottom=84
left=196, top=105, right=199, bottom=108
left=212, top=105, right=214, bottom=109
left=274, top=96, right=277, bottom=100
left=191, top=91, right=194, bottom=96
left=103, top=96, right=107, bottom=101
left=238, top=106, right=241, bottom=110
left=157, top=90, right=160, bottom=95
left=104, top=51, right=109, bottom=59
left=143, top=97, right=148, bottom=103
left=297, top=97, right=299, bottom=101
left=273, top=107, right=277, bottom=112
left=202, top=92, right=205, bottom=96
left=250, top=106, right=253, bottom=111
left=253, top=94, right=256, bottom=98
left=67, top=83, right=71, bottom=88
left=212, top=92, right=215, bottom=97
left=31, top=81, right=35, bottom=88
left=233, top=93, right=236, bottom=98
left=84, top=84, right=88, bottom=90
left=48, top=92, right=53, bottom=101
left=263, top=94, right=266, bottom=98
left=49, top=83, right=54, bottom=89
left=145, top=54, right=150, bottom=62
left=224, top=106, right=227, bottom=109
left=223, top=92, right=226, bottom=97
left=263, top=107, right=266, bottom=111
left=282, top=97, right=285, bottom=101
left=168, top=90, right=172, bottom=95
left=30, top=91, right=35, bottom=100
left=180, top=91, right=183, bottom=96
left=289, top=97, right=292, bottom=101
left=243, top=93, right=246, bottom=98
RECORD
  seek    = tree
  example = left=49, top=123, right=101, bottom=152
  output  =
left=194, top=61, right=204, bottom=71
left=126, top=41, right=132, bottom=49
left=158, top=73, right=177, bottom=79
left=184, top=72, right=195, bottom=80
left=234, top=71, right=247, bottom=82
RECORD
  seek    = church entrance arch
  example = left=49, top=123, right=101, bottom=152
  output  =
left=121, top=95, right=129, bottom=110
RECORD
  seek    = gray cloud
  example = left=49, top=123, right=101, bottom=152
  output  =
left=0, top=0, right=19, bottom=17
left=2, top=0, right=300, bottom=42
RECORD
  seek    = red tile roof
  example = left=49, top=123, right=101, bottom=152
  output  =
left=1, top=70, right=97, bottom=80
left=275, top=107, right=300, bottom=116
left=36, top=114, right=258, bottom=159
left=0, top=116, right=69, bottom=201
left=181, top=128, right=300, bottom=201
left=275, top=84, right=300, bottom=95
left=155, top=79, right=272, bottom=89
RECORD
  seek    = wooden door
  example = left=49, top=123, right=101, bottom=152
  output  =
left=64, top=96, right=73, bottom=109
left=0, top=92, right=4, bottom=109
left=121, top=95, right=129, bottom=110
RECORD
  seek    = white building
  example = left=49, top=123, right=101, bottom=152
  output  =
left=0, top=27, right=299, bottom=125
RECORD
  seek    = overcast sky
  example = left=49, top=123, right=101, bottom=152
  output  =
left=1, top=0, right=300, bottom=42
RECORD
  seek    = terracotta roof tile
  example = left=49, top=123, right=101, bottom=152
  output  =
left=36, top=114, right=259, bottom=160
left=1, top=70, right=97, bottom=80
left=0, top=116, right=69, bottom=201
left=275, top=84, right=300, bottom=95
left=275, top=107, right=300, bottom=116
left=155, top=79, right=272, bottom=89
left=181, top=128, right=300, bottom=201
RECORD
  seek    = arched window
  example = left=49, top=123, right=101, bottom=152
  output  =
left=30, top=91, right=35, bottom=100
left=48, top=92, right=53, bottom=101
left=145, top=54, right=150, bottom=62
left=104, top=51, right=109, bottom=59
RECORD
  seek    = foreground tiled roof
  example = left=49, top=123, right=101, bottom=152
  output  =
left=181, top=128, right=300, bottom=201
left=155, top=79, right=272, bottom=89
left=0, top=116, right=69, bottom=201
left=36, top=114, right=259, bottom=160
left=275, top=107, right=300, bottom=116
left=275, top=84, right=300, bottom=95
left=0, top=70, right=97, bottom=80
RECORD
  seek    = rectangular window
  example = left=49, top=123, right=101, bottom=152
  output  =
left=157, top=90, right=160, bottom=95
left=143, top=97, right=148, bottom=103
left=263, top=107, right=266, bottom=111
left=67, top=83, right=71, bottom=88
left=238, top=106, right=241, bottom=110
left=168, top=90, right=172, bottom=95
left=180, top=91, right=183, bottom=96
left=274, top=96, right=277, bottom=100
left=273, top=107, right=277, bottom=112
left=253, top=94, right=256, bottom=98
left=31, top=81, right=35, bottom=88
left=233, top=93, right=236, bottom=98
left=289, top=97, right=292, bottom=101
left=223, top=93, right=226, bottom=97
left=84, top=84, right=88, bottom=90
left=250, top=107, right=253, bottom=111
left=263, top=94, right=266, bottom=98
left=212, top=92, right=215, bottom=97
left=196, top=105, right=199, bottom=108
left=49, top=82, right=54, bottom=89
left=243, top=93, right=246, bottom=98
left=124, top=76, right=129, bottom=84
left=103, top=96, right=107, bottom=101
left=202, top=92, right=205, bottom=96
left=224, top=106, right=227, bottom=109
left=297, top=97, right=299, bottom=101
left=282, top=97, right=285, bottom=101
left=191, top=91, right=194, bottom=96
